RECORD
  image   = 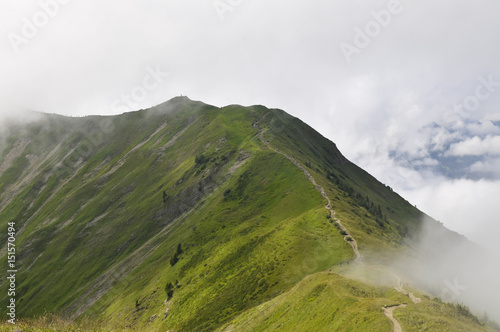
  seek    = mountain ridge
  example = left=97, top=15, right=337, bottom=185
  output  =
left=0, top=97, right=497, bottom=331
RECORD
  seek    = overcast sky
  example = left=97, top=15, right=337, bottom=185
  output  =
left=1, top=0, right=499, bottom=254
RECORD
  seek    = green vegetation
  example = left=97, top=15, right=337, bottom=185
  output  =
left=0, top=97, right=495, bottom=331
left=195, top=154, right=209, bottom=165
left=217, top=272, right=495, bottom=332
left=0, top=316, right=111, bottom=331
left=395, top=299, right=494, bottom=331
left=169, top=243, right=183, bottom=266
left=217, top=272, right=401, bottom=331
left=327, top=170, right=386, bottom=226
left=165, top=282, right=174, bottom=300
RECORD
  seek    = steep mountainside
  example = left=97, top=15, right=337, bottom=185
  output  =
left=0, top=97, right=497, bottom=331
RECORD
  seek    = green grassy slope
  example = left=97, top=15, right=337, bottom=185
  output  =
left=218, top=272, right=403, bottom=332
left=260, top=109, right=423, bottom=260
left=217, top=272, right=493, bottom=332
left=0, top=98, right=353, bottom=330
left=0, top=97, right=495, bottom=331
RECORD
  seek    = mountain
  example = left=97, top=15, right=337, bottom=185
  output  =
left=0, top=97, right=498, bottom=331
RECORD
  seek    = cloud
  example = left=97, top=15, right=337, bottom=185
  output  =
left=466, top=120, right=500, bottom=136
left=401, top=179, right=500, bottom=250
left=447, top=135, right=500, bottom=156
left=484, top=113, right=500, bottom=122
left=0, top=0, right=499, bottom=274
left=469, top=158, right=500, bottom=177
left=394, top=214, right=500, bottom=322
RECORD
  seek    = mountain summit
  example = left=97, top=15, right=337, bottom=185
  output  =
left=0, top=97, right=498, bottom=331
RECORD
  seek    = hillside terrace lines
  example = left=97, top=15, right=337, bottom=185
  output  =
left=102, top=121, right=169, bottom=178
left=0, top=139, right=29, bottom=176
left=67, top=202, right=189, bottom=319
left=0, top=134, right=71, bottom=211
left=0, top=140, right=89, bottom=259
left=68, top=187, right=220, bottom=319
left=65, top=154, right=228, bottom=319
left=157, top=122, right=193, bottom=152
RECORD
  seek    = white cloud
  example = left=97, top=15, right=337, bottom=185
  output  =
left=469, top=158, right=500, bottom=177
left=399, top=178, right=500, bottom=255
left=429, top=127, right=461, bottom=152
left=413, top=158, right=439, bottom=167
left=447, top=135, right=500, bottom=156
left=466, top=120, right=500, bottom=136
left=484, top=112, right=500, bottom=122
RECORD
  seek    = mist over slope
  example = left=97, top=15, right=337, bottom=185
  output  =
left=394, top=215, right=500, bottom=323
left=0, top=97, right=497, bottom=331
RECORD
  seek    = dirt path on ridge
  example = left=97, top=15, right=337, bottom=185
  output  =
left=257, top=124, right=421, bottom=332
left=383, top=304, right=407, bottom=332
left=392, top=273, right=422, bottom=304
left=260, top=135, right=361, bottom=260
